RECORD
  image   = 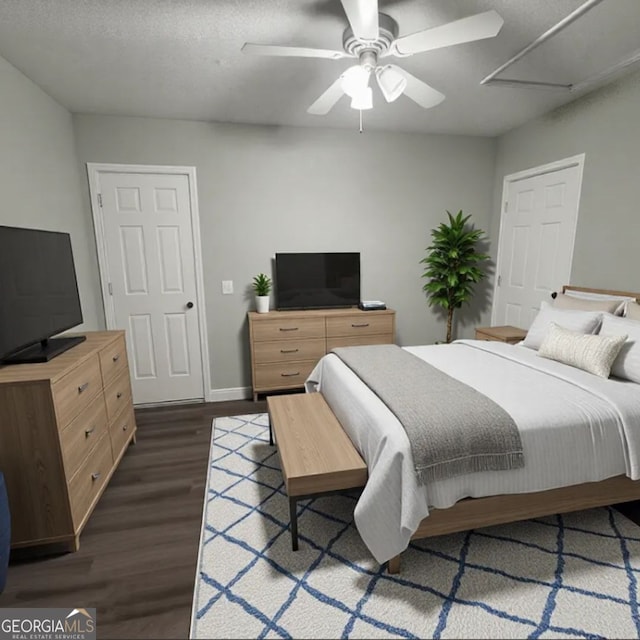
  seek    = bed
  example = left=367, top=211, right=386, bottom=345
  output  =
left=305, top=286, right=640, bottom=572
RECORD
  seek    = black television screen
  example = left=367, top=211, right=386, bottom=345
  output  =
left=0, top=226, right=85, bottom=364
left=275, top=252, right=360, bottom=310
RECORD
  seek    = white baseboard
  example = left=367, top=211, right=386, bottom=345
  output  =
left=134, top=387, right=252, bottom=407
left=134, top=398, right=205, bottom=409
left=208, top=386, right=252, bottom=402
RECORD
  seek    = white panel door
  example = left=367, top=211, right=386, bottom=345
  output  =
left=493, top=161, right=583, bottom=329
left=97, top=171, right=204, bottom=404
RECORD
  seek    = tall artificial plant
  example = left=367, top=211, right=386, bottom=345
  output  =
left=421, top=210, right=489, bottom=344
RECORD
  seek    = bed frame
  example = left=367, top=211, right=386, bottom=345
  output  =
left=554, top=284, right=640, bottom=301
left=386, top=285, right=640, bottom=574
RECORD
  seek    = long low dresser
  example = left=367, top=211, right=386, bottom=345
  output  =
left=0, top=330, right=136, bottom=552
left=248, top=308, right=395, bottom=400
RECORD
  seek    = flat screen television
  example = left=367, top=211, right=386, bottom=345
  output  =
left=0, top=226, right=85, bottom=364
left=275, top=252, right=360, bottom=310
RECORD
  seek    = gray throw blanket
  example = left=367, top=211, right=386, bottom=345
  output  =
left=331, top=344, right=524, bottom=483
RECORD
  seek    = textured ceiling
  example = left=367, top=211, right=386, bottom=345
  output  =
left=0, top=0, right=639, bottom=135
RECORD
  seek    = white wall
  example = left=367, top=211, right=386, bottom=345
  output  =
left=73, top=115, right=497, bottom=393
left=0, top=57, right=103, bottom=330
left=4, top=46, right=637, bottom=398
left=492, top=68, right=640, bottom=292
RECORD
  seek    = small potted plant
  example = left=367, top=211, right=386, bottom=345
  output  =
left=252, top=273, right=272, bottom=314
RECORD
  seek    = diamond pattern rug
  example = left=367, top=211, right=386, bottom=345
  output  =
left=190, top=414, right=640, bottom=639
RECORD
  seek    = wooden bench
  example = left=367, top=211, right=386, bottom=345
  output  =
left=267, top=393, right=368, bottom=550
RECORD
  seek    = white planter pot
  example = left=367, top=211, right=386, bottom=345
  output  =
left=256, top=295, right=270, bottom=313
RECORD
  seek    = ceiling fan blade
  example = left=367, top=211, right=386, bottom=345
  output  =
left=392, top=10, right=504, bottom=56
left=391, top=66, right=445, bottom=109
left=340, top=0, right=379, bottom=41
left=242, top=43, right=347, bottom=60
left=307, top=77, right=345, bottom=115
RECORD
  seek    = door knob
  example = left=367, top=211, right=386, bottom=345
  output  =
left=186, top=301, right=194, bottom=309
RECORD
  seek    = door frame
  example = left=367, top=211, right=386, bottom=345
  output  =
left=86, top=162, right=211, bottom=403
left=491, top=153, right=586, bottom=326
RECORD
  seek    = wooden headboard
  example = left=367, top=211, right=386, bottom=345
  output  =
left=552, top=285, right=640, bottom=302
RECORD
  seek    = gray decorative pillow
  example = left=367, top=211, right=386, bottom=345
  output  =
left=538, top=322, right=627, bottom=378
left=522, top=302, right=603, bottom=350
left=553, top=293, right=623, bottom=314
left=626, top=301, right=640, bottom=321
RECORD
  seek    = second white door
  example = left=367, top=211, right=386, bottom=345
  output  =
left=93, top=168, right=205, bottom=405
left=493, top=158, right=584, bottom=328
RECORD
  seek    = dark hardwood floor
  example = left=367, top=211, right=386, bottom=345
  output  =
left=3, top=396, right=640, bottom=640
left=0, top=399, right=266, bottom=640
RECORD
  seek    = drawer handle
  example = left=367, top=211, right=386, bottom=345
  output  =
left=78, top=382, right=89, bottom=394
left=281, top=372, right=300, bottom=377
left=116, top=391, right=123, bottom=399
left=112, top=354, right=120, bottom=362
left=279, top=327, right=299, bottom=332
left=351, top=323, right=370, bottom=328
left=85, top=426, right=96, bottom=437
left=122, top=423, right=128, bottom=431
left=91, top=472, right=101, bottom=481
left=280, top=348, right=299, bottom=354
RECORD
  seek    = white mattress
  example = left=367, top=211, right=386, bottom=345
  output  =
left=305, top=340, right=640, bottom=563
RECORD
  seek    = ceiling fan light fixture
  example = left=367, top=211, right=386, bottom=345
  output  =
left=350, top=87, right=373, bottom=110
left=375, top=65, right=407, bottom=102
left=340, top=65, right=371, bottom=98
left=244, top=4, right=506, bottom=118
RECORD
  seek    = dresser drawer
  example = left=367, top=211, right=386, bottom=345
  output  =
left=475, top=330, right=498, bottom=342
left=252, top=317, right=324, bottom=342
left=104, top=368, right=133, bottom=423
left=52, top=355, right=103, bottom=428
left=109, top=404, right=136, bottom=462
left=68, top=432, right=113, bottom=530
left=60, top=393, right=109, bottom=481
left=327, top=334, right=393, bottom=351
left=326, top=314, right=394, bottom=338
left=99, top=334, right=128, bottom=386
left=253, top=338, right=325, bottom=364
left=254, top=361, right=317, bottom=390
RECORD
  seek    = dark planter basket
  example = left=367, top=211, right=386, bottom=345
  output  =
left=0, top=472, right=10, bottom=592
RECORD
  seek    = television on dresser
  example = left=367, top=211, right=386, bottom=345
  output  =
left=0, top=226, right=85, bottom=364
left=275, top=252, right=360, bottom=310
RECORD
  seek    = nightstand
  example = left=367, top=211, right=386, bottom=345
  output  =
left=475, top=325, right=527, bottom=344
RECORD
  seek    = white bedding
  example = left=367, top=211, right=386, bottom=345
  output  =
left=305, top=340, right=640, bottom=563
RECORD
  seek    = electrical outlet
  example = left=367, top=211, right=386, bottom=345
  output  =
left=222, top=280, right=233, bottom=295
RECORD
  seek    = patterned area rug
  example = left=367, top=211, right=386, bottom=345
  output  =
left=190, top=414, right=640, bottom=639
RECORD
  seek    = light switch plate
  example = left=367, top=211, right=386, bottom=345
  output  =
left=222, top=280, right=233, bottom=294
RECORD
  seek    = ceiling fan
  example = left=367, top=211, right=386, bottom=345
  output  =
left=241, top=0, right=504, bottom=115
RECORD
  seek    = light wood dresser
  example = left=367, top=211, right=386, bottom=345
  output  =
left=248, top=308, right=395, bottom=400
left=0, top=330, right=136, bottom=552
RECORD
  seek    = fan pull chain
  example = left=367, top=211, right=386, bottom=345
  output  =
left=359, top=109, right=363, bottom=133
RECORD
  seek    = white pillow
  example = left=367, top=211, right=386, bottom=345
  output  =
left=521, top=301, right=603, bottom=350
left=538, top=323, right=627, bottom=378
left=600, top=314, right=640, bottom=384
